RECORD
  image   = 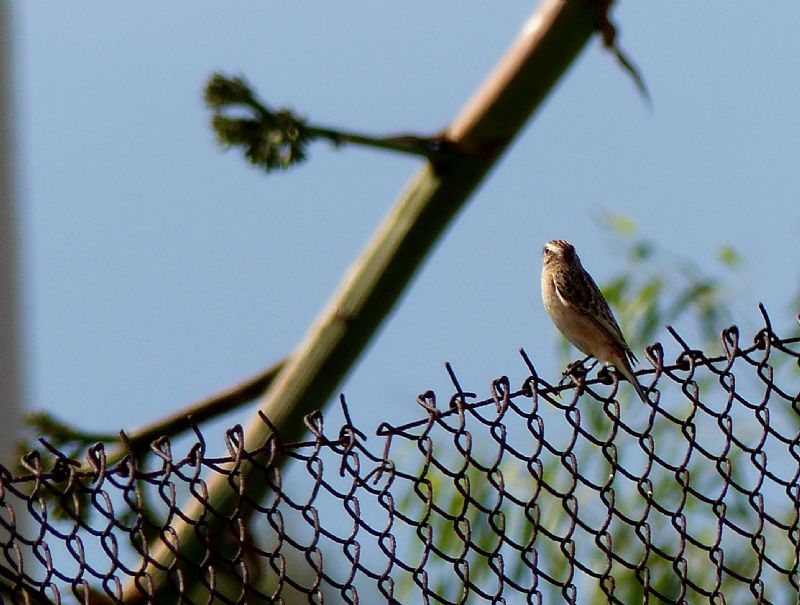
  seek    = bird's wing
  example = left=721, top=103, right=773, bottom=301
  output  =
left=552, top=269, right=638, bottom=365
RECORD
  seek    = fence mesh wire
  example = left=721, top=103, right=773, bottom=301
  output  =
left=2, top=311, right=800, bottom=604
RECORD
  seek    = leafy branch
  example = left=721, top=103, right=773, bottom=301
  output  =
left=205, top=73, right=464, bottom=172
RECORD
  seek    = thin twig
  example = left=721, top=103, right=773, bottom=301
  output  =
left=124, top=358, right=285, bottom=451
left=307, top=124, right=458, bottom=161
left=25, top=358, right=285, bottom=468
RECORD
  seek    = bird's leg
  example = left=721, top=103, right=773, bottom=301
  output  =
left=559, top=355, right=595, bottom=386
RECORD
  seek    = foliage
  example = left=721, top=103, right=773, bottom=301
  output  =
left=205, top=73, right=453, bottom=174
left=600, top=213, right=738, bottom=353
left=205, top=73, right=312, bottom=171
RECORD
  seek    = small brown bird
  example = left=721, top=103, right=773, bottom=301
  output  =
left=541, top=239, right=648, bottom=403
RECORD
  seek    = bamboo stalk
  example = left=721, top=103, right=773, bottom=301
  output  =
left=122, top=1, right=600, bottom=601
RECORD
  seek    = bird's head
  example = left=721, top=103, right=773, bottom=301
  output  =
left=542, top=239, right=577, bottom=270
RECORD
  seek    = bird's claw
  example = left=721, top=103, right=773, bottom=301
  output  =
left=559, top=356, right=596, bottom=386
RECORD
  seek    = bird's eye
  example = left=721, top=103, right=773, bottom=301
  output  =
left=542, top=247, right=551, bottom=256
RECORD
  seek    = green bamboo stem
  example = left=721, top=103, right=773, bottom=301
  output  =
left=122, top=1, right=601, bottom=601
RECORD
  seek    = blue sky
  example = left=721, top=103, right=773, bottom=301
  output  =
left=11, top=2, right=800, bottom=445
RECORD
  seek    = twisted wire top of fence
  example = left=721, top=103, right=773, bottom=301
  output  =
left=2, top=308, right=800, bottom=605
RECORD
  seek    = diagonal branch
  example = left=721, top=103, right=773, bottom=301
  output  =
left=24, top=358, right=286, bottom=470
left=122, top=1, right=612, bottom=601
left=117, top=359, right=285, bottom=452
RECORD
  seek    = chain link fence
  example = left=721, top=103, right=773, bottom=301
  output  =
left=2, top=310, right=800, bottom=604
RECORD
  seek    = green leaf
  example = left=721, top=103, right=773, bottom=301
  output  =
left=603, top=213, right=637, bottom=237
left=638, top=302, right=661, bottom=345
left=206, top=73, right=311, bottom=172
left=601, top=276, right=630, bottom=307
left=717, top=245, right=742, bottom=268
left=629, top=241, right=653, bottom=262
left=204, top=73, right=253, bottom=108
left=632, top=277, right=663, bottom=309
left=664, top=282, right=715, bottom=324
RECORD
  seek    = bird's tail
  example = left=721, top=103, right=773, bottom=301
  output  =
left=615, top=360, right=649, bottom=404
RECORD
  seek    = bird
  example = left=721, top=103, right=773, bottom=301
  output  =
left=540, top=239, right=648, bottom=403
